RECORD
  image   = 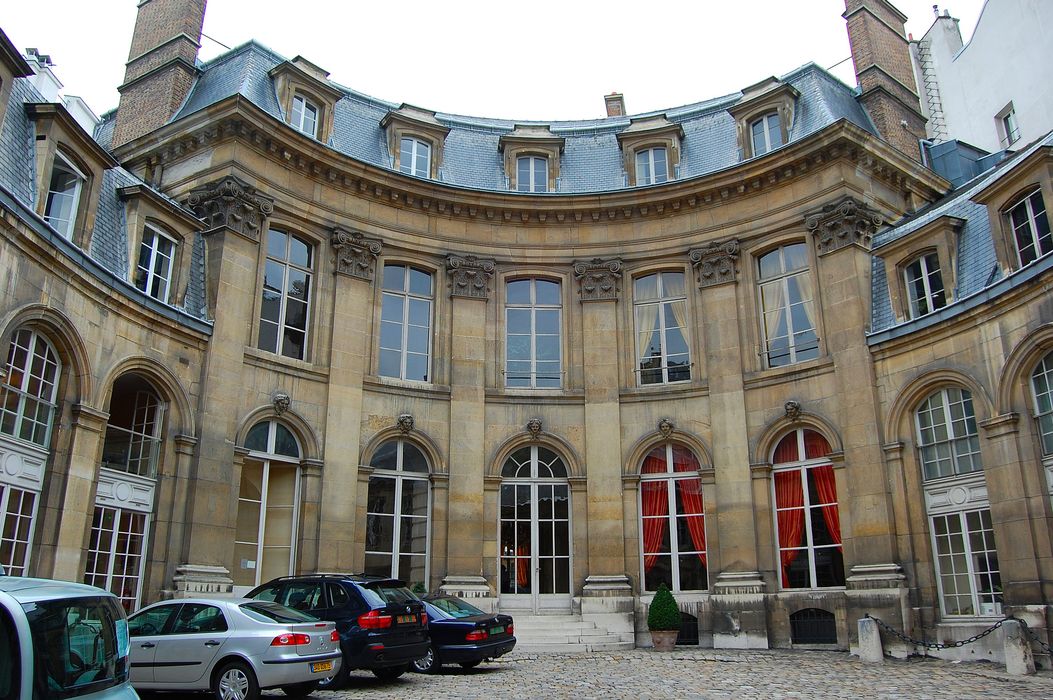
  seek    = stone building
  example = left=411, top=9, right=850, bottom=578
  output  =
left=0, top=0, right=1049, bottom=663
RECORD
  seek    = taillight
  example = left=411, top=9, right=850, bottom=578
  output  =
left=358, top=609, right=393, bottom=629
left=421, top=611, right=428, bottom=625
left=271, top=632, right=311, bottom=646
left=506, top=623, right=514, bottom=636
left=465, top=629, right=489, bottom=641
left=330, top=630, right=340, bottom=642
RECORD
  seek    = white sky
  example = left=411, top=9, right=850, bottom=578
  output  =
left=2, top=0, right=987, bottom=122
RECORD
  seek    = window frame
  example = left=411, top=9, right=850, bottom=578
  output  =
left=0, top=328, right=61, bottom=448
left=634, top=146, right=669, bottom=186
left=750, top=112, right=783, bottom=157
left=377, top=263, right=434, bottom=383
left=504, top=277, right=563, bottom=389
left=43, top=150, right=85, bottom=240
left=364, top=439, right=432, bottom=587
left=83, top=505, right=150, bottom=612
left=515, top=155, right=549, bottom=193
left=133, top=223, right=178, bottom=303
left=632, top=270, right=691, bottom=386
left=756, top=243, right=819, bottom=369
left=914, top=387, right=982, bottom=481
left=257, top=228, right=314, bottom=361
left=902, top=251, right=947, bottom=318
left=996, top=103, right=1020, bottom=148
left=290, top=94, right=320, bottom=139
left=929, top=507, right=1003, bottom=617
left=398, top=136, right=432, bottom=178
left=1031, top=351, right=1053, bottom=457
left=1006, top=189, right=1052, bottom=268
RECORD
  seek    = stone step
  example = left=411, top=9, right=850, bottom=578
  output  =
left=513, top=640, right=636, bottom=653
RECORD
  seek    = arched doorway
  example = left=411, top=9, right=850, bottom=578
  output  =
left=498, top=445, right=572, bottom=613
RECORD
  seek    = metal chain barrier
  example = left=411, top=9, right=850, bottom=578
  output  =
left=1016, top=617, right=1053, bottom=655
left=865, top=614, right=1052, bottom=653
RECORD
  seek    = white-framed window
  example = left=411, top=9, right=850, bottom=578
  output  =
left=758, top=243, right=818, bottom=368
left=43, top=151, right=85, bottom=239
left=0, top=484, right=37, bottom=577
left=516, top=155, right=548, bottom=193
left=233, top=420, right=301, bottom=589
left=258, top=228, right=313, bottom=361
left=290, top=95, right=319, bottom=138
left=505, top=278, right=561, bottom=389
left=364, top=439, right=430, bottom=588
left=997, top=105, right=1020, bottom=148
left=915, top=387, right=982, bottom=481
left=1030, top=352, right=1053, bottom=456
left=134, top=224, right=176, bottom=303
left=83, top=506, right=148, bottom=612
left=750, top=112, right=783, bottom=157
left=399, top=136, right=431, bottom=178
left=930, top=508, right=1002, bottom=616
left=379, top=264, right=433, bottom=382
left=903, top=252, right=947, bottom=318
left=772, top=429, right=844, bottom=589
left=100, top=376, right=164, bottom=478
left=634, top=271, right=690, bottom=385
left=639, top=443, right=707, bottom=592
left=0, top=328, right=60, bottom=447
left=1008, top=189, right=1052, bottom=267
left=635, top=147, right=668, bottom=186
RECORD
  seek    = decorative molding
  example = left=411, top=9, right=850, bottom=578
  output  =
left=711, top=570, right=767, bottom=596
left=845, top=563, right=906, bottom=590
left=272, top=391, right=291, bottom=416
left=96, top=467, right=156, bottom=513
left=0, top=434, right=47, bottom=491
left=979, top=412, right=1020, bottom=439
left=784, top=400, right=802, bottom=422
left=397, top=413, right=415, bottom=434
left=172, top=564, right=234, bottom=596
left=526, top=418, right=543, bottom=439
left=185, top=175, right=274, bottom=241
left=923, top=472, right=989, bottom=516
left=690, top=239, right=739, bottom=288
left=446, top=254, right=496, bottom=300
left=805, top=195, right=882, bottom=255
left=331, top=228, right=382, bottom=280
left=573, top=258, right=623, bottom=302
left=657, top=417, right=675, bottom=438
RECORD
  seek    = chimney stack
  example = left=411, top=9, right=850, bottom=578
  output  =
left=112, top=0, right=207, bottom=149
left=843, top=0, right=927, bottom=160
left=605, top=93, right=626, bottom=118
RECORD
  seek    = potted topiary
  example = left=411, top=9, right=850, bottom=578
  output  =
left=647, top=582, right=682, bottom=651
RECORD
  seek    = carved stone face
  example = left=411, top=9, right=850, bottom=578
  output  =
left=527, top=418, right=543, bottom=439
left=397, top=413, right=415, bottom=434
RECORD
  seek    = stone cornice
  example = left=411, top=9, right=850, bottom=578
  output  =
left=113, top=95, right=950, bottom=226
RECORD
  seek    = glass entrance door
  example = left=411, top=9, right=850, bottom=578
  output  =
left=499, top=446, right=572, bottom=613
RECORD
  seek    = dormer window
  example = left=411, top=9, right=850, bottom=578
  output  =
left=290, top=95, right=319, bottom=138
left=1008, top=189, right=1051, bottom=267
left=616, top=115, right=682, bottom=187
left=903, top=252, right=946, bottom=318
left=44, top=151, right=84, bottom=239
left=635, top=147, right=668, bottom=186
left=750, top=113, right=783, bottom=157
left=135, top=224, right=177, bottom=302
left=877, top=214, right=963, bottom=324
left=517, top=155, right=548, bottom=193
left=399, top=137, right=431, bottom=178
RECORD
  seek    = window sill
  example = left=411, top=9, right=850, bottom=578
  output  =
left=243, top=347, right=329, bottom=380
left=743, top=356, right=834, bottom=389
left=364, top=375, right=452, bottom=398
left=620, top=382, right=709, bottom=403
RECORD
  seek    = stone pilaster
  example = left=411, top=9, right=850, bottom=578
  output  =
left=297, top=458, right=324, bottom=573
left=52, top=403, right=108, bottom=581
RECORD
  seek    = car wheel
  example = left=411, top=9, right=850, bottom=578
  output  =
left=371, top=664, right=407, bottom=681
left=317, top=663, right=350, bottom=691
left=213, top=660, right=260, bottom=700
left=411, top=646, right=440, bottom=673
left=280, top=681, right=321, bottom=697
left=458, top=660, right=481, bottom=669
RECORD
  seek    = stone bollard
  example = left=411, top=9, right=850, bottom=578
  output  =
left=1002, top=619, right=1036, bottom=675
left=858, top=617, right=884, bottom=663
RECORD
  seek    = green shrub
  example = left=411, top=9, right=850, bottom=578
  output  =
left=647, top=583, right=682, bottom=631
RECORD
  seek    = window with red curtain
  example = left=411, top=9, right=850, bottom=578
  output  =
left=772, top=429, right=844, bottom=588
left=640, top=444, right=708, bottom=592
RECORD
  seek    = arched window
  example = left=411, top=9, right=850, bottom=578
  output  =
left=233, top=420, right=301, bottom=590
left=639, top=444, right=707, bottom=592
left=772, top=429, right=844, bottom=589
left=915, top=387, right=981, bottom=480
left=1030, top=352, right=1053, bottom=456
left=364, top=439, right=430, bottom=588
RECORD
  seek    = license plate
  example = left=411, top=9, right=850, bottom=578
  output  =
left=396, top=614, right=416, bottom=624
left=490, top=626, right=505, bottom=636
left=311, top=660, right=334, bottom=673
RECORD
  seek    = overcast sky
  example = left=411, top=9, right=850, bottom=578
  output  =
left=2, top=0, right=987, bottom=122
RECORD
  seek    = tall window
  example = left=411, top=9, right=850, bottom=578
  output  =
left=0, top=484, right=36, bottom=577
left=399, top=137, right=431, bottom=178
left=43, top=152, right=84, bottom=239
left=100, top=376, right=164, bottom=478
left=639, top=444, right=707, bottom=592
left=930, top=509, right=1002, bottom=616
left=0, top=328, right=60, bottom=447
left=234, top=420, right=301, bottom=589
left=506, top=278, right=561, bottom=388
left=379, top=264, right=432, bottom=382
left=134, top=225, right=176, bottom=303
left=516, top=155, right=548, bottom=193
left=634, top=271, right=690, bottom=385
left=259, top=228, right=313, bottom=360
left=83, top=507, right=148, bottom=612
left=915, top=387, right=982, bottom=480
left=635, top=147, right=668, bottom=185
left=772, top=429, right=844, bottom=589
left=750, top=113, right=783, bottom=156
left=758, top=243, right=818, bottom=367
left=903, top=252, right=946, bottom=318
left=290, top=95, right=319, bottom=138
left=1030, top=351, right=1053, bottom=456
left=998, top=107, right=1020, bottom=147
left=364, top=440, right=430, bottom=588
left=1008, top=190, right=1051, bottom=267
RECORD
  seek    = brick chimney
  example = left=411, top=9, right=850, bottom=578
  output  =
left=604, top=93, right=626, bottom=118
left=843, top=0, right=927, bottom=160
left=112, top=0, right=207, bottom=149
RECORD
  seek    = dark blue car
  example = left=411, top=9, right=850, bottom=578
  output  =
left=411, top=595, right=515, bottom=673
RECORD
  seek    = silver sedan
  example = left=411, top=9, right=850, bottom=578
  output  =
left=127, top=597, right=341, bottom=700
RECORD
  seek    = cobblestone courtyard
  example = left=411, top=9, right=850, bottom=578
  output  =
left=260, top=649, right=1053, bottom=699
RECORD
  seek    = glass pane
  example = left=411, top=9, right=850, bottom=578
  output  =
left=507, top=279, right=531, bottom=304
left=382, top=265, right=405, bottom=292
left=402, top=443, right=429, bottom=472
left=367, top=477, right=396, bottom=514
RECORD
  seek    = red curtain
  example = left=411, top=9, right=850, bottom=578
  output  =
left=812, top=465, right=842, bottom=545
left=774, top=469, right=805, bottom=587
left=676, top=478, right=707, bottom=567
left=804, top=430, right=831, bottom=460
left=516, top=546, right=529, bottom=588
left=773, top=433, right=799, bottom=463
left=641, top=454, right=668, bottom=572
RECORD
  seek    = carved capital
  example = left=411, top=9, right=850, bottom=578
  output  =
left=446, top=254, right=496, bottom=300
left=186, top=176, right=274, bottom=241
left=805, top=196, right=882, bottom=255
left=331, top=228, right=382, bottom=280
left=690, top=239, right=739, bottom=288
left=573, top=258, right=622, bottom=302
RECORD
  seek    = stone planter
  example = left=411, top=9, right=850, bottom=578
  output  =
left=650, top=629, right=678, bottom=651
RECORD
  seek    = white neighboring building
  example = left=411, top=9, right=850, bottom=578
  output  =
left=910, top=0, right=1053, bottom=152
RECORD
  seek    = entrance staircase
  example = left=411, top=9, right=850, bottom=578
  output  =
left=511, top=613, right=636, bottom=653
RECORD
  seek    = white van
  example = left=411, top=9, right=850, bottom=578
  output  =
left=0, top=574, right=138, bottom=699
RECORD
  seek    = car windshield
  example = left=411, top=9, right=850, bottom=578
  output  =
left=22, top=596, right=129, bottom=699
left=240, top=601, right=318, bottom=624
left=426, top=596, right=484, bottom=619
left=359, top=583, right=418, bottom=607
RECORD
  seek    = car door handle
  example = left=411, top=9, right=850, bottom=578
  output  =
left=139, top=642, right=155, bottom=649
left=204, top=640, right=221, bottom=647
